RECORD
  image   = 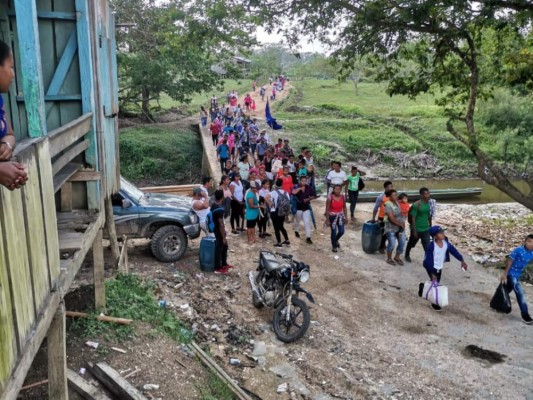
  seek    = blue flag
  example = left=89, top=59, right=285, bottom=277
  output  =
left=265, top=100, right=283, bottom=130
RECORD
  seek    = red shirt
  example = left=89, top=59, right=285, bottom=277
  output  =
left=210, top=123, right=220, bottom=136
left=329, top=195, right=345, bottom=214
left=280, top=175, right=293, bottom=194
left=399, top=202, right=410, bottom=219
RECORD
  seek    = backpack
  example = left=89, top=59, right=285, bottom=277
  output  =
left=276, top=190, right=291, bottom=217
left=205, top=207, right=224, bottom=233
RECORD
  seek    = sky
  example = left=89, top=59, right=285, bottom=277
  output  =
left=255, top=26, right=327, bottom=54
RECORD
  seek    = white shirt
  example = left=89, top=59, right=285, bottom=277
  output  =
left=327, top=170, right=347, bottom=185
left=270, top=189, right=289, bottom=212
left=230, top=181, right=244, bottom=201
left=433, top=241, right=448, bottom=271
left=238, top=162, right=250, bottom=180
left=192, top=199, right=210, bottom=223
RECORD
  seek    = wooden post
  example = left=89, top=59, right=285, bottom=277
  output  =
left=13, top=0, right=47, bottom=137
left=48, top=302, right=68, bottom=400
left=104, top=197, right=120, bottom=268
left=93, top=229, right=105, bottom=310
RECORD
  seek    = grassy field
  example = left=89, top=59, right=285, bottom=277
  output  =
left=274, top=80, right=478, bottom=176
left=154, top=79, right=253, bottom=114
left=119, top=126, right=203, bottom=185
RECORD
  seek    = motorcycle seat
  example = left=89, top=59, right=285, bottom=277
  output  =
left=260, top=251, right=282, bottom=272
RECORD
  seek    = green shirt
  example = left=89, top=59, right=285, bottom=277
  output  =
left=347, top=173, right=360, bottom=191
left=410, top=201, right=430, bottom=232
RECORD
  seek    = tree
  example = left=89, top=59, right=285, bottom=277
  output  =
left=248, top=0, right=533, bottom=210
left=114, top=0, right=255, bottom=119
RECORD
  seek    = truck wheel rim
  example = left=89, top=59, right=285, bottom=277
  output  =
left=163, top=234, right=180, bottom=254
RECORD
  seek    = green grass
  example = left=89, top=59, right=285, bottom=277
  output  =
left=199, top=371, right=236, bottom=400
left=119, top=126, right=202, bottom=185
left=154, top=79, right=253, bottom=115
left=70, top=274, right=192, bottom=343
left=274, top=80, right=478, bottom=173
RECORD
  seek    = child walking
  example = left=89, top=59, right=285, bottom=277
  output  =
left=500, top=234, right=533, bottom=324
left=418, top=226, right=468, bottom=311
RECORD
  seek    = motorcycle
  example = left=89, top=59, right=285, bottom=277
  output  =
left=248, top=251, right=315, bottom=343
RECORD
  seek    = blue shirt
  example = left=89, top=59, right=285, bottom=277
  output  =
left=245, top=190, right=259, bottom=220
left=217, top=144, right=229, bottom=159
left=0, top=95, right=7, bottom=140
left=508, top=245, right=533, bottom=278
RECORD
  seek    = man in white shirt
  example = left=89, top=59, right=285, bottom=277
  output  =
left=192, top=187, right=211, bottom=235
left=326, top=161, right=347, bottom=194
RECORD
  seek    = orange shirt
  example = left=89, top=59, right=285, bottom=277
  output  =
left=378, top=196, right=390, bottom=219
left=399, top=202, right=410, bottom=219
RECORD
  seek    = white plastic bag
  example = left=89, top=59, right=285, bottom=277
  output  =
left=423, top=281, right=449, bottom=307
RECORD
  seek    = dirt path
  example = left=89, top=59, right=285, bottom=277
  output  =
left=113, top=198, right=532, bottom=400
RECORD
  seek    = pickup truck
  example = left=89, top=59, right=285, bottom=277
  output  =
left=112, top=177, right=200, bottom=262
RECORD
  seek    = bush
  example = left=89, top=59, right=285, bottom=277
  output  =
left=119, top=126, right=202, bottom=185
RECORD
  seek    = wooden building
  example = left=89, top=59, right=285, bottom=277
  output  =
left=0, top=0, right=119, bottom=398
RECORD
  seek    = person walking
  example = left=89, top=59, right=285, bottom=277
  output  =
left=326, top=161, right=347, bottom=194
left=500, top=234, right=533, bottom=324
left=325, top=184, right=347, bottom=252
left=219, top=175, right=233, bottom=219
left=258, top=179, right=272, bottom=238
left=292, top=176, right=316, bottom=244
left=211, top=190, right=235, bottom=275
left=270, top=178, right=291, bottom=247
left=418, top=226, right=468, bottom=311
left=405, top=187, right=434, bottom=262
left=384, top=190, right=406, bottom=265
left=216, top=139, right=230, bottom=172
left=346, top=166, right=366, bottom=222
left=210, top=119, right=221, bottom=146
left=372, top=181, right=393, bottom=254
left=229, top=174, right=245, bottom=234
left=245, top=181, right=260, bottom=244
left=200, top=106, right=208, bottom=127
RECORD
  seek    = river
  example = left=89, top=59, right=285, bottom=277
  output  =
left=362, top=179, right=529, bottom=204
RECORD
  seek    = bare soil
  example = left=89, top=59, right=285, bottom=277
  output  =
left=20, top=200, right=533, bottom=399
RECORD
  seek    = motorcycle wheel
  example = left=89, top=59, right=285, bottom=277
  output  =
left=272, top=297, right=310, bottom=343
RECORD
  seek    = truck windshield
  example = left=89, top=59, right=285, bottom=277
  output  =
left=120, top=177, right=144, bottom=203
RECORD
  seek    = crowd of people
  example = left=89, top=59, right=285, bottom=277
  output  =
left=195, top=84, right=533, bottom=324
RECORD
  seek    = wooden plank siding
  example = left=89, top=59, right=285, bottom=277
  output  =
left=0, top=0, right=120, bottom=397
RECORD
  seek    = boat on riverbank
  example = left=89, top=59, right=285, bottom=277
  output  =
left=356, top=187, right=483, bottom=202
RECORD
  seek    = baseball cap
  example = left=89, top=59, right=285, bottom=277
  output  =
left=192, top=187, right=203, bottom=196
left=430, top=225, right=447, bottom=238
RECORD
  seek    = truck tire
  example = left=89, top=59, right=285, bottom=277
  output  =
left=151, top=225, right=188, bottom=262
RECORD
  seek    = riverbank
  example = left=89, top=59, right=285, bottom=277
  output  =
left=434, top=202, right=533, bottom=281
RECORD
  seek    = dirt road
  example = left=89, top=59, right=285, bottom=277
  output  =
left=119, top=198, right=533, bottom=400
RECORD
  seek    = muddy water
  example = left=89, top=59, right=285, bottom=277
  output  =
left=362, top=179, right=529, bottom=204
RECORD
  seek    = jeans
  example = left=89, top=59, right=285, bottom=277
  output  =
left=214, top=235, right=228, bottom=269
left=271, top=211, right=289, bottom=243
left=405, top=229, right=431, bottom=257
left=348, top=190, right=359, bottom=217
left=201, top=116, right=207, bottom=127
left=505, top=276, right=529, bottom=315
left=250, top=144, right=257, bottom=157
left=294, top=210, right=311, bottom=238
left=212, top=135, right=218, bottom=146
left=329, top=215, right=345, bottom=248
left=386, top=231, right=406, bottom=254
left=230, top=200, right=243, bottom=230
left=219, top=157, right=228, bottom=172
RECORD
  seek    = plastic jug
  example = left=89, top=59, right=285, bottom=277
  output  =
left=362, top=220, right=383, bottom=254
left=199, top=236, right=216, bottom=272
